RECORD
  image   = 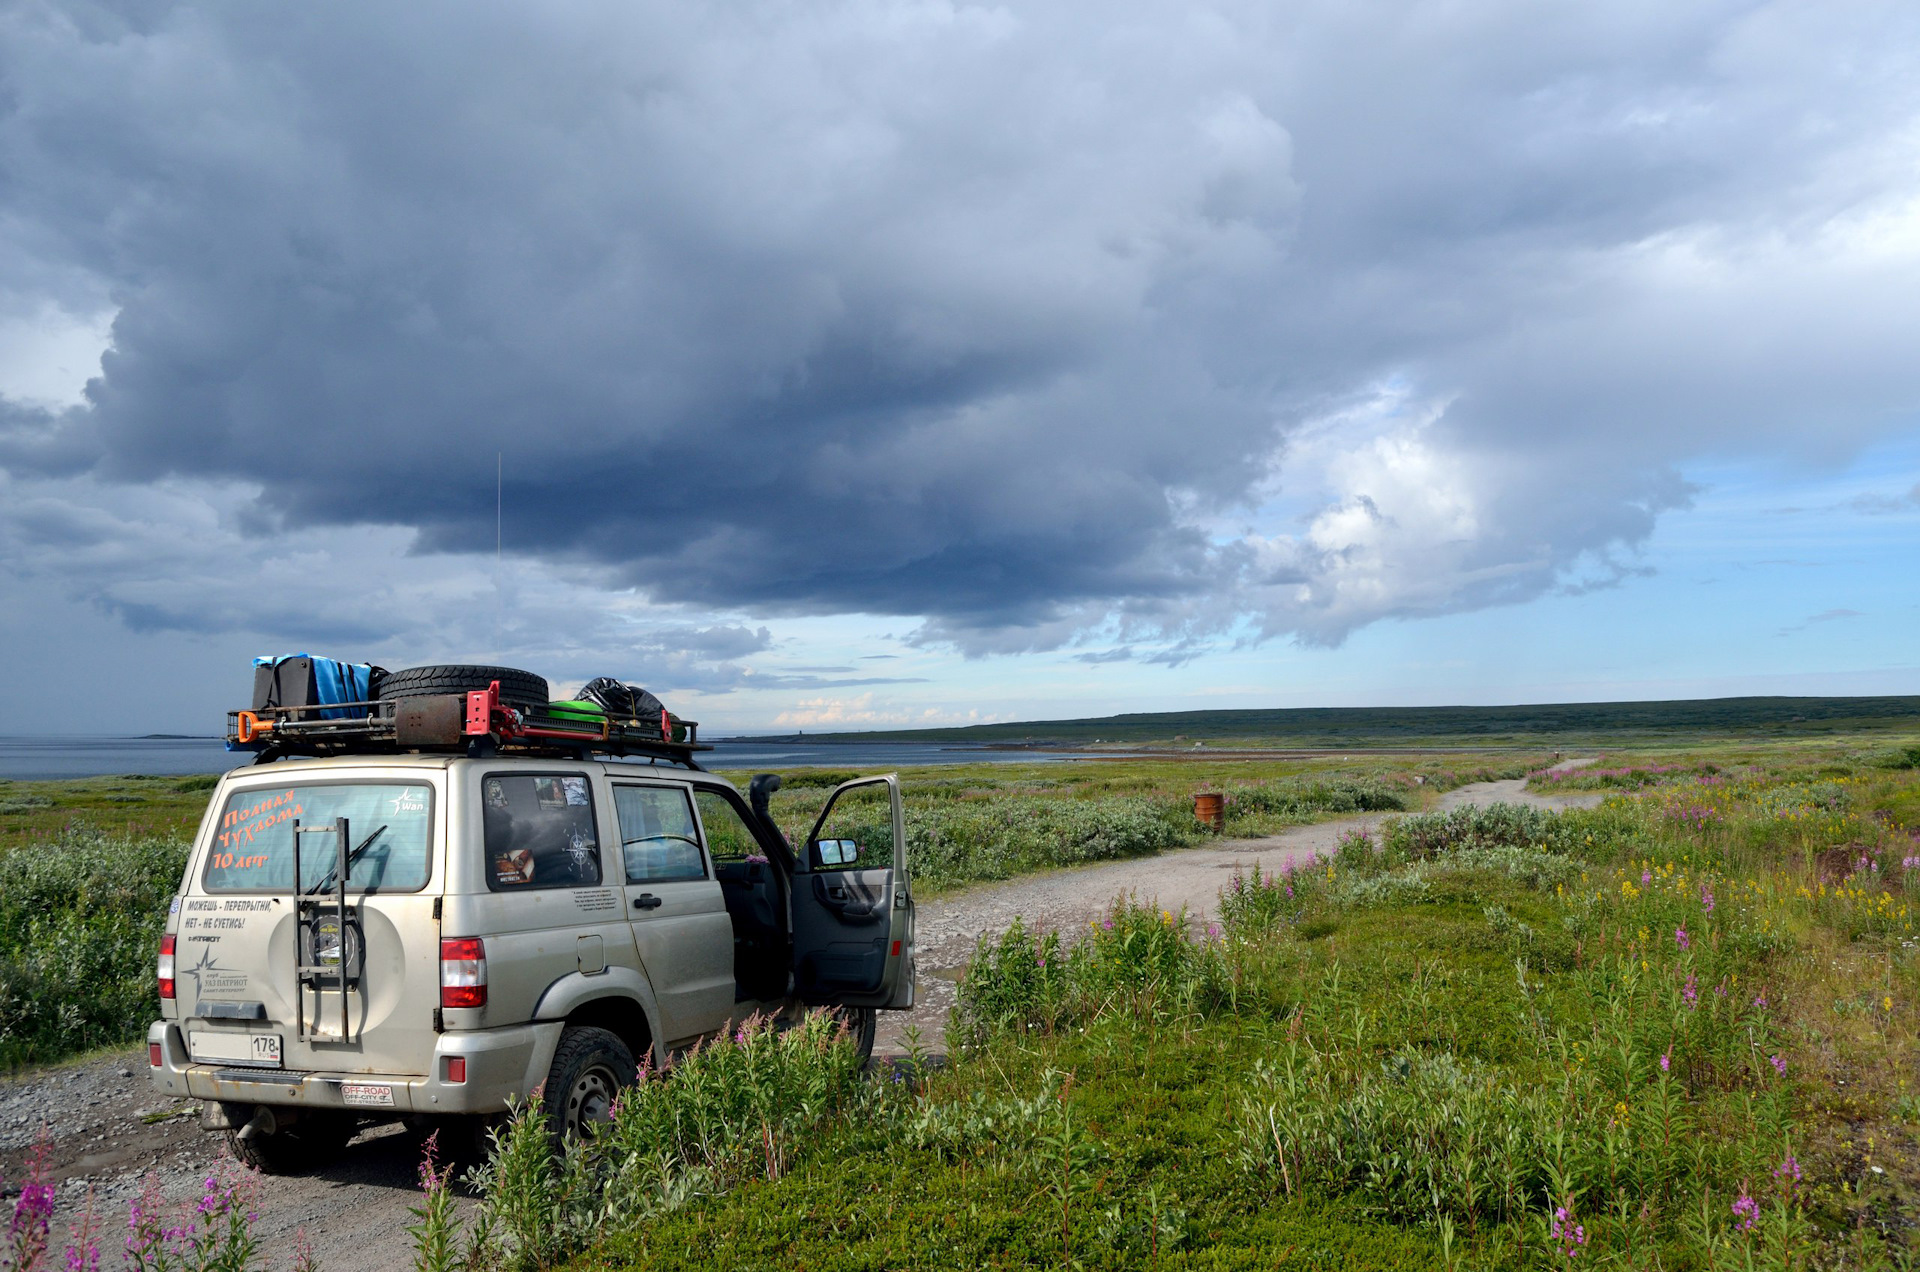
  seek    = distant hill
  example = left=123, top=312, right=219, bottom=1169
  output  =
left=799, top=695, right=1920, bottom=747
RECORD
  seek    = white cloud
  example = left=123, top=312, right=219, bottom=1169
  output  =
left=0, top=300, right=112, bottom=408
left=771, top=693, right=1007, bottom=729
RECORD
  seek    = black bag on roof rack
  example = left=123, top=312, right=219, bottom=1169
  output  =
left=577, top=677, right=667, bottom=721
left=576, top=677, right=693, bottom=742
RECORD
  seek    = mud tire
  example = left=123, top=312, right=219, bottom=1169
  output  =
left=376, top=664, right=550, bottom=710
left=832, top=1006, right=878, bottom=1065
left=224, top=1112, right=355, bottom=1175
left=542, top=1026, right=635, bottom=1143
left=416, top=1114, right=499, bottom=1179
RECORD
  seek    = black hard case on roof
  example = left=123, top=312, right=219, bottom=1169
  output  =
left=252, top=657, right=319, bottom=720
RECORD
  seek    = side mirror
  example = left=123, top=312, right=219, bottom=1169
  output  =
left=813, top=838, right=861, bottom=867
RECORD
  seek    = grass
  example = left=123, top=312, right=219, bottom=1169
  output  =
left=415, top=732, right=1920, bottom=1270
left=0, top=773, right=212, bottom=854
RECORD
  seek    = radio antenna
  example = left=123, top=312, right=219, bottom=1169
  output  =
left=495, top=452, right=503, bottom=661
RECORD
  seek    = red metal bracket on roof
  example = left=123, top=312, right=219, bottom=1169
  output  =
left=464, top=682, right=500, bottom=737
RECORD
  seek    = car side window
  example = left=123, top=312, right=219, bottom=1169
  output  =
left=481, top=773, right=602, bottom=890
left=693, top=790, right=763, bottom=863
left=612, top=785, right=705, bottom=883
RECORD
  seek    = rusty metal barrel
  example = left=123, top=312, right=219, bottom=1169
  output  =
left=1193, top=791, right=1224, bottom=831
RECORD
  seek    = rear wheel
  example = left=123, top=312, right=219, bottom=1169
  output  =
left=376, top=664, right=550, bottom=710
left=224, top=1111, right=355, bottom=1175
left=542, top=1026, right=635, bottom=1142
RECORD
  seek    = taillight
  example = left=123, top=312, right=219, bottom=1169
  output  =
left=440, top=937, right=486, bottom=1008
left=157, top=933, right=176, bottom=1001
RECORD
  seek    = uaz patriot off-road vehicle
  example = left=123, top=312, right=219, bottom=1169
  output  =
left=147, top=665, right=913, bottom=1172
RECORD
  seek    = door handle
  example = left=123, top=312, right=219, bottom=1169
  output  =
left=632, top=894, right=663, bottom=910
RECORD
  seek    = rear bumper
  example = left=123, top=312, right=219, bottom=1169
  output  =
left=147, top=1019, right=562, bottom=1116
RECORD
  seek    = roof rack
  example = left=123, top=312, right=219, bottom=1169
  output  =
left=228, top=680, right=710, bottom=770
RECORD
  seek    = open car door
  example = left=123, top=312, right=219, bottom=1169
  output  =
left=790, top=775, right=912, bottom=1008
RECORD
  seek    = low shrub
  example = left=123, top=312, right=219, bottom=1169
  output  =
left=902, top=797, right=1196, bottom=892
left=1383, top=802, right=1571, bottom=862
left=1219, top=778, right=1407, bottom=825
left=0, top=828, right=187, bottom=1067
left=950, top=900, right=1233, bottom=1046
left=473, top=1010, right=867, bottom=1268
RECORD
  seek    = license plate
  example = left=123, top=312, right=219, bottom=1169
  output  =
left=188, top=1030, right=282, bottom=1068
left=339, top=1082, right=395, bottom=1108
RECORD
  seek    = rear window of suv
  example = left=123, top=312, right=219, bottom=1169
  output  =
left=205, top=783, right=434, bottom=892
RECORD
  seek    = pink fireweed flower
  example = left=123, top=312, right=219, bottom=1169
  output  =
left=1774, top=1154, right=1802, bottom=1187
left=1683, top=973, right=1698, bottom=1008
left=12, top=1179, right=54, bottom=1245
left=1659, top=1046, right=1671, bottom=1073
left=1675, top=926, right=1690, bottom=951
left=1550, top=1206, right=1586, bottom=1259
left=1753, top=993, right=1769, bottom=1009
left=1641, top=870, right=1652, bottom=886
left=1732, top=1191, right=1759, bottom=1233
left=1770, top=1054, right=1787, bottom=1077
left=1701, top=883, right=1715, bottom=913
left=1284, top=885, right=1294, bottom=899
left=416, top=1129, right=447, bottom=1191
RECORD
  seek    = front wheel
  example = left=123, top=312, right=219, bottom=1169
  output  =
left=831, top=1006, right=877, bottom=1065
left=542, top=1026, right=635, bottom=1142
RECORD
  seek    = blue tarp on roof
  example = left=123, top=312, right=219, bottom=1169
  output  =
left=252, top=653, right=374, bottom=721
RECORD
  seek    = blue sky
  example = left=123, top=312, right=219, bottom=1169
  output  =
left=1, top=2, right=1917, bottom=735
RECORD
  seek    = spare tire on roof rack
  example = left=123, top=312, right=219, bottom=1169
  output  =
left=376, top=664, right=549, bottom=709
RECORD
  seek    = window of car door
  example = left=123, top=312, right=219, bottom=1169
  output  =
left=611, top=784, right=706, bottom=884
left=481, top=772, right=603, bottom=890
left=692, top=789, right=764, bottom=869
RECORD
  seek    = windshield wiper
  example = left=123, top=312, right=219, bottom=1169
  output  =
left=306, top=824, right=388, bottom=895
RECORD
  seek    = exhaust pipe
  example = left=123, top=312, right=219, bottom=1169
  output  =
left=234, top=1106, right=278, bottom=1143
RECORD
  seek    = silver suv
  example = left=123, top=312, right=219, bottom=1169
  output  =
left=146, top=755, right=913, bottom=1173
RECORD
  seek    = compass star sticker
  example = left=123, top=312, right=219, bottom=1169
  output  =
left=180, top=944, right=229, bottom=997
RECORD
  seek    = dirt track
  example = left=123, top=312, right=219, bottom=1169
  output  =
left=1, top=765, right=1598, bottom=1270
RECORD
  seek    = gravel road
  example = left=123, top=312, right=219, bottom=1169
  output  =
left=1, top=765, right=1598, bottom=1270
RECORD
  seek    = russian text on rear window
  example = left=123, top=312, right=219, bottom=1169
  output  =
left=204, top=784, right=434, bottom=892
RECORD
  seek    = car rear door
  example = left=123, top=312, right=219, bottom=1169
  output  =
left=609, top=780, right=734, bottom=1044
left=790, top=775, right=912, bottom=1008
left=182, top=770, right=444, bottom=1084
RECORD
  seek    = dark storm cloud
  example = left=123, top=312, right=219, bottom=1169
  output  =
left=3, top=0, right=1920, bottom=652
